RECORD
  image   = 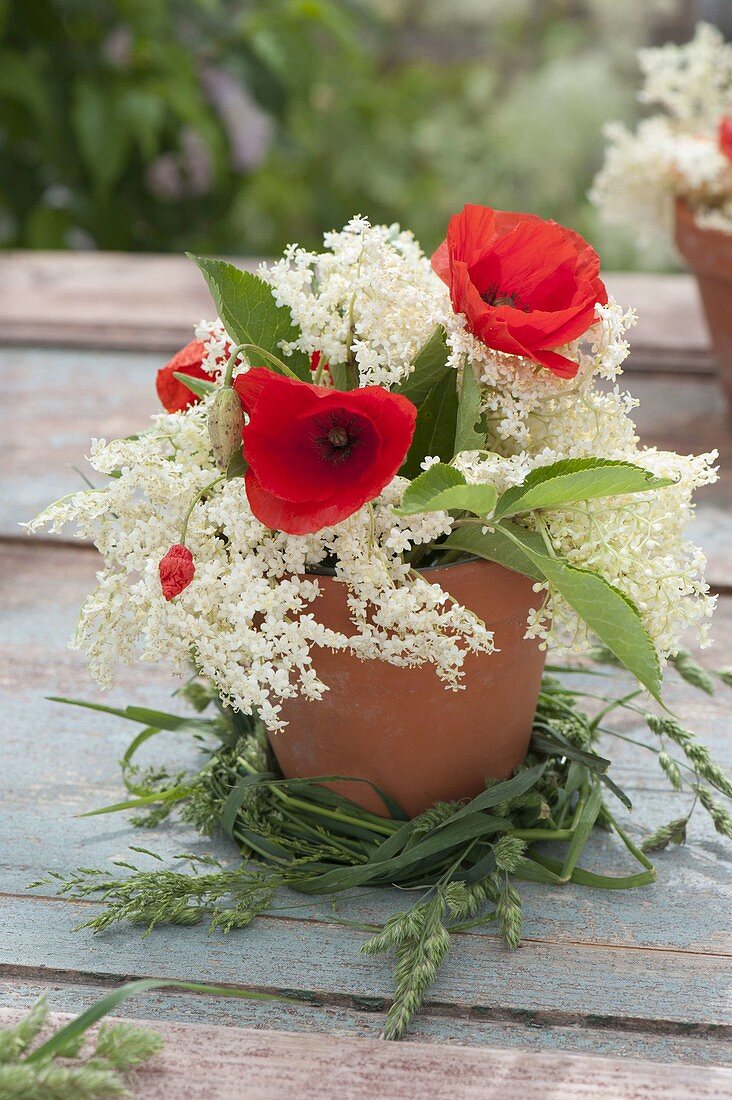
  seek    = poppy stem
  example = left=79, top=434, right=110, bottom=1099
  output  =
left=224, top=343, right=300, bottom=385
left=180, top=474, right=227, bottom=543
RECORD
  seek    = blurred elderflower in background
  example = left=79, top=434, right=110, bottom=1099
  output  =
left=0, top=0, right=721, bottom=268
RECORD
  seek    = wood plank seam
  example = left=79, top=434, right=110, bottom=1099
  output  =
left=2, top=964, right=730, bottom=1045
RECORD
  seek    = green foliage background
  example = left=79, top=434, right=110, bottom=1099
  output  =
left=0, top=0, right=688, bottom=266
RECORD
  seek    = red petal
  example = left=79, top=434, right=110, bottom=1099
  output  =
left=720, top=117, right=732, bottom=162
left=156, top=353, right=216, bottom=414
left=245, top=470, right=367, bottom=535
left=431, top=204, right=606, bottom=374
left=240, top=373, right=417, bottom=534
left=232, top=366, right=276, bottom=414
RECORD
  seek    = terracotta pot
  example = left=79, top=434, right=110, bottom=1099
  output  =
left=269, top=559, right=546, bottom=818
left=674, top=197, right=732, bottom=407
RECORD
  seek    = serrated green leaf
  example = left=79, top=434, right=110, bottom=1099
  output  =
left=493, top=458, right=675, bottom=520
left=172, top=371, right=217, bottom=399
left=396, top=328, right=449, bottom=407
left=397, top=462, right=497, bottom=517
left=455, top=363, right=487, bottom=453
left=440, top=521, right=548, bottom=581
left=189, top=256, right=310, bottom=379
left=400, top=370, right=459, bottom=480
left=499, top=529, right=662, bottom=699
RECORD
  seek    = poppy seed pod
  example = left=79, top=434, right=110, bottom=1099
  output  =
left=208, top=386, right=244, bottom=469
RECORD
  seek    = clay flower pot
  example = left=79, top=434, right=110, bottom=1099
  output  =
left=269, top=559, right=546, bottom=818
left=675, top=198, right=732, bottom=407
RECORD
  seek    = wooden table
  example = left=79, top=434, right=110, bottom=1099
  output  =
left=0, top=253, right=730, bottom=1098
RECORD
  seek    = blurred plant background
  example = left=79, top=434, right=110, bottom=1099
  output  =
left=0, top=0, right=728, bottom=267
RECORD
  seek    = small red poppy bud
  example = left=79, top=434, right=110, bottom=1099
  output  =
left=720, top=117, right=732, bottom=162
left=208, top=386, right=244, bottom=469
left=159, top=544, right=195, bottom=601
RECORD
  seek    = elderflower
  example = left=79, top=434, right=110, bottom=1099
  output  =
left=591, top=23, right=732, bottom=241
left=260, top=216, right=445, bottom=388
left=29, top=216, right=716, bottom=724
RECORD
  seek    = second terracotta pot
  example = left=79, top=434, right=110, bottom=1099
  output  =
left=269, top=558, right=546, bottom=818
left=675, top=197, right=732, bottom=409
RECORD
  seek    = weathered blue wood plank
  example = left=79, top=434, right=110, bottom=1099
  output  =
left=2, top=975, right=728, bottom=1066
left=2, top=543, right=731, bottom=1066
left=1, top=894, right=729, bottom=1029
left=4, top=787, right=730, bottom=955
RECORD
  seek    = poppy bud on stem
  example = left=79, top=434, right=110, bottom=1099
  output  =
left=208, top=386, right=244, bottom=469
left=207, top=343, right=248, bottom=470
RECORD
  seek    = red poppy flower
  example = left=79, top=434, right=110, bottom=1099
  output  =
left=432, top=205, right=607, bottom=379
left=159, top=544, right=195, bottom=600
left=156, top=340, right=216, bottom=414
left=719, top=117, right=732, bottom=162
left=233, top=368, right=417, bottom=534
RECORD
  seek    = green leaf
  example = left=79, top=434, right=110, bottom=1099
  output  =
left=493, top=458, right=675, bottom=521
left=226, top=450, right=248, bottom=479
left=455, top=364, right=487, bottom=453
left=189, top=256, right=310, bottom=379
left=396, top=328, right=449, bottom=407
left=400, top=370, right=458, bottom=480
left=329, top=362, right=358, bottom=391
left=173, top=371, right=217, bottom=399
left=397, top=463, right=497, bottom=517
left=48, top=697, right=218, bottom=734
left=558, top=781, right=603, bottom=882
left=440, top=521, right=548, bottom=581
left=498, top=530, right=662, bottom=700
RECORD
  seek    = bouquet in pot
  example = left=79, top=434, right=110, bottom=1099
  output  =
left=31, top=205, right=732, bottom=1040
left=32, top=206, right=715, bottom=742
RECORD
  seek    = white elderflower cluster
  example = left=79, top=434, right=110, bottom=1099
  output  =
left=455, top=402, right=717, bottom=657
left=591, top=23, right=732, bottom=240
left=442, top=296, right=636, bottom=447
left=29, top=395, right=489, bottom=730
left=639, top=22, right=732, bottom=126
left=260, top=215, right=445, bottom=388
left=30, top=216, right=717, bottom=722
left=194, top=317, right=230, bottom=372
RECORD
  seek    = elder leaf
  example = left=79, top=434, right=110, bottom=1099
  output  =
left=397, top=463, right=497, bottom=517
left=400, top=371, right=459, bottom=480
left=189, top=256, right=310, bottom=379
left=173, top=372, right=217, bottom=399
left=455, top=363, right=487, bottom=453
left=493, top=458, right=675, bottom=520
left=396, top=328, right=450, bottom=408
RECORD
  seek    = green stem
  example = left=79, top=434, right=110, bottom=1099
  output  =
left=268, top=787, right=396, bottom=837
left=225, top=342, right=300, bottom=384
left=181, top=475, right=226, bottom=543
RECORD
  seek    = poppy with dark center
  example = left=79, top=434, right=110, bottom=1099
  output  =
left=432, top=204, right=607, bottom=378
left=233, top=367, right=417, bottom=534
